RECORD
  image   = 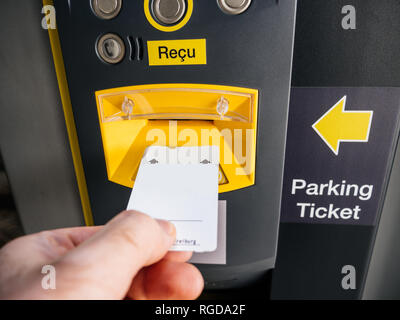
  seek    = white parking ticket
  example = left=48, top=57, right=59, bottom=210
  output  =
left=127, top=146, right=219, bottom=252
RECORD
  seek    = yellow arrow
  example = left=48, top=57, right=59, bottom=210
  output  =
left=312, top=96, right=373, bottom=155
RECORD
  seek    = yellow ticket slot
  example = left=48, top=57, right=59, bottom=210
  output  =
left=95, top=84, right=258, bottom=193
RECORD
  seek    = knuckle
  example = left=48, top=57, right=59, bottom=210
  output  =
left=107, top=210, right=165, bottom=255
left=111, top=226, right=142, bottom=252
left=121, top=210, right=157, bottom=230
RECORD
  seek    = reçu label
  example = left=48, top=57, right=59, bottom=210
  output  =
left=147, top=39, right=207, bottom=66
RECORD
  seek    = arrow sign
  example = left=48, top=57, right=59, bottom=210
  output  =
left=312, top=96, right=373, bottom=155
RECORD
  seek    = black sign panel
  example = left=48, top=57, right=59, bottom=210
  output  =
left=281, top=87, right=400, bottom=226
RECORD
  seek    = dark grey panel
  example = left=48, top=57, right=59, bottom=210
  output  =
left=0, top=0, right=84, bottom=233
left=291, top=0, right=400, bottom=87
left=272, top=223, right=374, bottom=299
left=363, top=139, right=400, bottom=299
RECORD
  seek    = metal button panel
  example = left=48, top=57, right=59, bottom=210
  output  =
left=91, top=0, right=122, bottom=20
left=152, top=0, right=186, bottom=25
left=96, top=33, right=125, bottom=64
left=217, top=0, right=252, bottom=15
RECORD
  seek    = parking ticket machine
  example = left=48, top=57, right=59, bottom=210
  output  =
left=3, top=0, right=400, bottom=300
left=44, top=0, right=297, bottom=290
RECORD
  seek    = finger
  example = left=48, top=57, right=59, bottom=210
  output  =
left=31, top=226, right=104, bottom=262
left=0, top=226, right=103, bottom=270
left=38, top=226, right=104, bottom=257
left=163, top=251, right=193, bottom=262
left=127, top=260, right=204, bottom=300
left=53, top=226, right=103, bottom=247
left=54, top=211, right=176, bottom=299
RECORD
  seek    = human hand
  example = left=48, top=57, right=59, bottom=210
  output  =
left=0, top=211, right=204, bottom=300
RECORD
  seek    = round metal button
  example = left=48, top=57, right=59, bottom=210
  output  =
left=217, top=0, right=252, bottom=15
left=91, top=0, right=122, bottom=20
left=152, top=0, right=186, bottom=25
left=96, top=34, right=125, bottom=64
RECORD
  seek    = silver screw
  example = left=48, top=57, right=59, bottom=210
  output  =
left=122, top=97, right=134, bottom=116
left=216, top=97, right=229, bottom=119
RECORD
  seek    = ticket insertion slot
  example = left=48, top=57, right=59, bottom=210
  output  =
left=95, top=84, right=258, bottom=193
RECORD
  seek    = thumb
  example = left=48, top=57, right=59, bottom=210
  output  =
left=53, top=211, right=176, bottom=299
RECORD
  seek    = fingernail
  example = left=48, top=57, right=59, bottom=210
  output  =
left=157, top=220, right=176, bottom=237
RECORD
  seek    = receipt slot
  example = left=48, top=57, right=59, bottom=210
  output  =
left=95, top=84, right=258, bottom=192
left=42, top=0, right=296, bottom=290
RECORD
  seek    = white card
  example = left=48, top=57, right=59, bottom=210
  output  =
left=127, top=146, right=219, bottom=252
left=190, top=200, right=226, bottom=264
